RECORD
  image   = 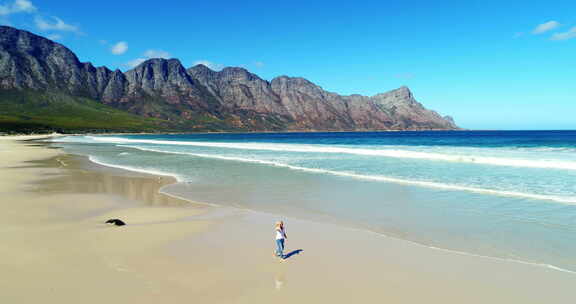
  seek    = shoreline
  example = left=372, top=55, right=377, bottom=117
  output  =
left=61, top=134, right=576, bottom=205
left=54, top=134, right=576, bottom=274
left=82, top=142, right=576, bottom=275
left=3, top=135, right=576, bottom=303
left=3, top=128, right=471, bottom=139
left=55, top=135, right=576, bottom=276
left=1, top=136, right=215, bottom=302
left=59, top=132, right=576, bottom=275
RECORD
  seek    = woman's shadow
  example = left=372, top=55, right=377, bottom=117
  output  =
left=283, top=249, right=303, bottom=259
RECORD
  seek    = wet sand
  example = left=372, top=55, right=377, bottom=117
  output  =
left=1, top=136, right=576, bottom=303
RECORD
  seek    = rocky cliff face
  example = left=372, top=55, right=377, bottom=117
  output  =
left=108, top=58, right=224, bottom=120
left=0, top=26, right=458, bottom=131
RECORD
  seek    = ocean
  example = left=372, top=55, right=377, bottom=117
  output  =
left=53, top=130, right=576, bottom=273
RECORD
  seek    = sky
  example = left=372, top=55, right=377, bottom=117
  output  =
left=1, top=0, right=575, bottom=130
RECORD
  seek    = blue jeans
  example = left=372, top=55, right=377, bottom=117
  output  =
left=275, top=239, right=285, bottom=257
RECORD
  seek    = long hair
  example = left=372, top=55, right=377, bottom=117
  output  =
left=275, top=221, right=284, bottom=230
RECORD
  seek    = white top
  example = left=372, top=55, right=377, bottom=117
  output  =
left=275, top=227, right=286, bottom=240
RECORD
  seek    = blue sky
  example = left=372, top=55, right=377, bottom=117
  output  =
left=1, top=0, right=575, bottom=130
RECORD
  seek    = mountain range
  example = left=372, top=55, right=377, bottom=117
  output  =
left=0, top=26, right=457, bottom=133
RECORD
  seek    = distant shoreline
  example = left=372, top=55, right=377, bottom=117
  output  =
left=1, top=128, right=468, bottom=137
left=10, top=129, right=576, bottom=138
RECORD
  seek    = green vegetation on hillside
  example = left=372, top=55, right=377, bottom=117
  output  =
left=0, top=89, right=288, bottom=134
left=0, top=89, right=171, bottom=134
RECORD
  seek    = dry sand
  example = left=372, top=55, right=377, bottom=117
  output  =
left=1, top=136, right=576, bottom=303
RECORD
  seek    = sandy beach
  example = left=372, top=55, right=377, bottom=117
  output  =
left=2, top=135, right=576, bottom=303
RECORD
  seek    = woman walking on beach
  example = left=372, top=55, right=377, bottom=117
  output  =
left=275, top=221, right=287, bottom=258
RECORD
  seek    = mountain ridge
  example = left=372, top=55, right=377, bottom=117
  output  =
left=0, top=26, right=458, bottom=133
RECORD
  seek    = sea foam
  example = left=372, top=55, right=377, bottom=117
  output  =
left=121, top=145, right=576, bottom=204
left=86, top=136, right=576, bottom=171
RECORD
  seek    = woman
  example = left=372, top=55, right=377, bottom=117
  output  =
left=275, top=221, right=287, bottom=258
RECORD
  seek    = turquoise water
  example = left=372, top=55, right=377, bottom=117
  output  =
left=53, top=131, right=576, bottom=272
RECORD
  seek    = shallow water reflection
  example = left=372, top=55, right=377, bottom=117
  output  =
left=30, top=154, right=191, bottom=208
left=275, top=271, right=286, bottom=290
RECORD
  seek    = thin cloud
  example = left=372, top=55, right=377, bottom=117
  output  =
left=35, top=16, right=79, bottom=33
left=532, top=21, right=560, bottom=34
left=143, top=49, right=171, bottom=59
left=254, top=61, right=265, bottom=68
left=125, top=58, right=146, bottom=68
left=0, top=0, right=36, bottom=16
left=550, top=26, right=576, bottom=41
left=124, top=49, right=172, bottom=68
left=1, top=1, right=81, bottom=40
left=194, top=60, right=224, bottom=71
left=111, top=41, right=128, bottom=55
left=46, top=33, right=61, bottom=41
